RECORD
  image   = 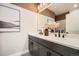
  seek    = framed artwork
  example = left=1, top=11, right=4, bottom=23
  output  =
left=0, top=4, right=20, bottom=32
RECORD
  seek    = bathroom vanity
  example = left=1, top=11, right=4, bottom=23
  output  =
left=28, top=32, right=79, bottom=56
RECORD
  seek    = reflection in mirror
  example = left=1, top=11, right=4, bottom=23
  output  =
left=37, top=3, right=54, bottom=32
left=37, top=3, right=79, bottom=34
left=37, top=3, right=52, bottom=13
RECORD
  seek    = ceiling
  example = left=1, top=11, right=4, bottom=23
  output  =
left=48, top=3, right=79, bottom=15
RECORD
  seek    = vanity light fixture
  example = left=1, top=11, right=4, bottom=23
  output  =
left=37, top=3, right=49, bottom=11
left=37, top=3, right=52, bottom=13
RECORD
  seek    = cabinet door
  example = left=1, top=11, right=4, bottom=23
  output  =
left=46, top=49, right=60, bottom=56
left=39, top=45, right=59, bottom=56
left=29, top=39, right=39, bottom=56
left=39, top=45, right=47, bottom=56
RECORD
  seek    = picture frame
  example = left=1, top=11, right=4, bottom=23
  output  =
left=0, top=4, right=20, bottom=32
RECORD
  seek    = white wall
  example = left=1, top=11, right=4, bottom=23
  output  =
left=66, top=9, right=79, bottom=34
left=56, top=20, right=66, bottom=31
left=0, top=3, right=37, bottom=56
left=37, top=13, right=55, bottom=31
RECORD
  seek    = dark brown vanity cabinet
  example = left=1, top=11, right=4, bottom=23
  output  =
left=28, top=35, right=79, bottom=56
left=39, top=45, right=59, bottom=56
left=29, top=39, right=59, bottom=56
left=29, top=39, right=39, bottom=56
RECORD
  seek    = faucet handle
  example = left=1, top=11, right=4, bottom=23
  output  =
left=61, top=30, right=64, bottom=33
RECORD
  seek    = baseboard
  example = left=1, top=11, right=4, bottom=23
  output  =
left=9, top=50, right=29, bottom=56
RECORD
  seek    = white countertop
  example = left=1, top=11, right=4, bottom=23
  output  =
left=28, top=32, right=79, bottom=50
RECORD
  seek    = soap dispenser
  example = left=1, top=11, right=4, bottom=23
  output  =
left=61, top=30, right=65, bottom=38
left=44, top=29, right=49, bottom=36
left=58, top=30, right=60, bottom=37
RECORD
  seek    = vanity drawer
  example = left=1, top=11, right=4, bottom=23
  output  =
left=50, top=42, right=78, bottom=56
left=29, top=35, right=79, bottom=56
left=28, top=35, right=39, bottom=42
left=38, top=38, right=79, bottom=56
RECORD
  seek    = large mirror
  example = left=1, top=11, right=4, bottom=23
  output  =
left=37, top=3, right=79, bottom=34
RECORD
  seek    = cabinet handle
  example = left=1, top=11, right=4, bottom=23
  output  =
left=47, top=51, right=52, bottom=56
left=31, top=42, right=33, bottom=45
